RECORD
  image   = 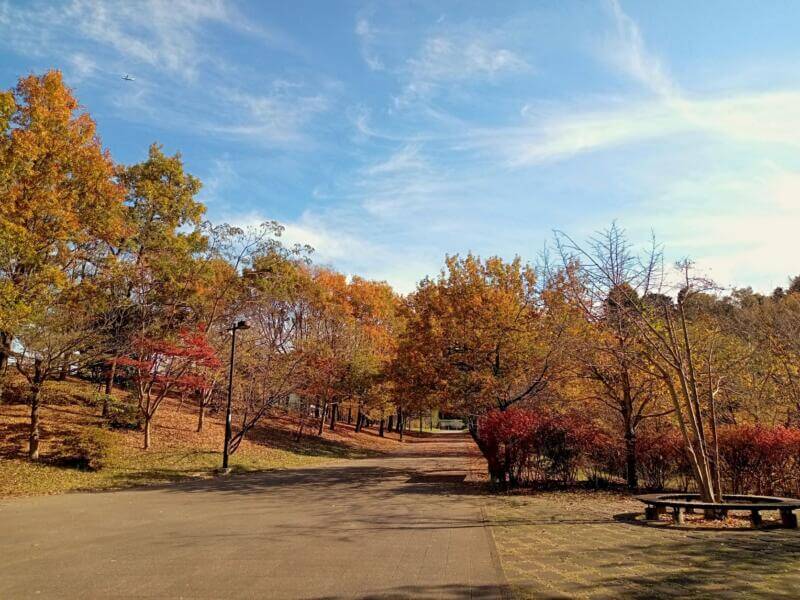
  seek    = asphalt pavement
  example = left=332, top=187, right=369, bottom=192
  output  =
left=1, top=433, right=507, bottom=599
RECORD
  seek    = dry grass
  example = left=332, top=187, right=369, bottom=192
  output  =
left=0, top=377, right=406, bottom=497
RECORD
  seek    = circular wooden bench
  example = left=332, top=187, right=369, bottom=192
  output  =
left=636, top=493, right=800, bottom=528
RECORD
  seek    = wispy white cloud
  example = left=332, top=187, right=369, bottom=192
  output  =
left=65, top=52, right=97, bottom=82
left=396, top=34, right=529, bottom=106
left=0, top=0, right=335, bottom=148
left=215, top=84, right=331, bottom=145
left=355, top=17, right=384, bottom=71
left=1, top=0, right=237, bottom=80
left=364, top=144, right=428, bottom=176
left=478, top=1, right=800, bottom=166
left=625, top=165, right=800, bottom=292
left=199, top=158, right=239, bottom=205
left=604, top=0, right=676, bottom=98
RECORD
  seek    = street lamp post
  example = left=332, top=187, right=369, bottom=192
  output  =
left=222, top=319, right=250, bottom=472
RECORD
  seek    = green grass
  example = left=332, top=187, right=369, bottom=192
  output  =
left=0, top=423, right=341, bottom=497
left=0, top=376, right=392, bottom=497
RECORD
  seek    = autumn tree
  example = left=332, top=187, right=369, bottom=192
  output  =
left=731, top=287, right=800, bottom=426
left=12, top=295, right=108, bottom=458
left=394, top=254, right=572, bottom=466
left=0, top=71, right=124, bottom=456
left=100, top=143, right=208, bottom=397
left=295, top=268, right=359, bottom=435
left=559, top=226, right=729, bottom=503
left=341, top=277, right=401, bottom=434
left=551, top=226, right=672, bottom=489
left=223, top=246, right=311, bottom=453
left=120, top=327, right=219, bottom=449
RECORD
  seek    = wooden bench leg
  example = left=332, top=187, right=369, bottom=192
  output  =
left=780, top=509, right=798, bottom=529
left=750, top=510, right=762, bottom=528
left=673, top=507, right=684, bottom=525
left=645, top=506, right=659, bottom=520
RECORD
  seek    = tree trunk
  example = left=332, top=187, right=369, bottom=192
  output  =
left=347, top=407, right=352, bottom=424
left=396, top=408, right=403, bottom=432
left=419, top=413, right=423, bottom=433
left=355, top=407, right=363, bottom=433
left=621, top=393, right=638, bottom=489
left=387, top=415, right=394, bottom=431
left=197, top=400, right=205, bottom=432
left=144, top=415, right=152, bottom=449
left=317, top=403, right=327, bottom=436
left=0, top=332, right=9, bottom=373
left=105, top=357, right=117, bottom=395
left=624, top=426, right=637, bottom=490
left=399, top=416, right=404, bottom=441
left=379, top=418, right=385, bottom=437
left=28, top=380, right=42, bottom=460
left=329, top=403, right=337, bottom=431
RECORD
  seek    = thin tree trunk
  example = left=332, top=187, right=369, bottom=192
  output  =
left=329, top=403, right=337, bottom=431
left=622, top=395, right=638, bottom=489
left=105, top=357, right=117, bottom=395
left=379, top=417, right=385, bottom=437
left=624, top=426, right=637, bottom=489
left=0, top=332, right=10, bottom=404
left=317, top=402, right=327, bottom=436
left=197, top=398, right=205, bottom=432
left=708, top=370, right=723, bottom=500
left=29, top=381, right=42, bottom=460
left=0, top=332, right=9, bottom=373
left=144, top=415, right=152, bottom=449
left=295, top=402, right=308, bottom=441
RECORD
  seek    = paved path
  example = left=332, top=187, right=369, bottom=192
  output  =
left=1, top=433, right=507, bottom=599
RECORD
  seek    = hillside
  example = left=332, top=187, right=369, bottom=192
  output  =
left=0, top=377, right=408, bottom=497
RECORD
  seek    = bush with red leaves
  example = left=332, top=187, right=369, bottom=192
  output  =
left=718, top=425, right=800, bottom=496
left=479, top=411, right=800, bottom=494
left=477, top=408, right=599, bottom=486
left=633, top=429, right=688, bottom=491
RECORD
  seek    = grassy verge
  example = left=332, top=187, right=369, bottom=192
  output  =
left=0, top=419, right=343, bottom=497
left=0, top=378, right=390, bottom=498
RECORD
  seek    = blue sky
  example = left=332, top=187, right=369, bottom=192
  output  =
left=2, top=0, right=800, bottom=293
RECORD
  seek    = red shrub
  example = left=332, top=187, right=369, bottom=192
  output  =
left=584, top=430, right=624, bottom=482
left=477, top=408, right=541, bottom=484
left=477, top=408, right=599, bottom=486
left=718, top=425, right=800, bottom=495
left=479, top=412, right=800, bottom=495
left=634, top=429, right=688, bottom=491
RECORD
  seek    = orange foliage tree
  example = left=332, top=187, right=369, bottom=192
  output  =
left=119, top=327, right=219, bottom=449
left=394, top=254, right=575, bottom=453
left=0, top=70, right=125, bottom=458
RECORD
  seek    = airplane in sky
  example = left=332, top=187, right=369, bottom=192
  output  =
left=121, top=74, right=135, bottom=81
